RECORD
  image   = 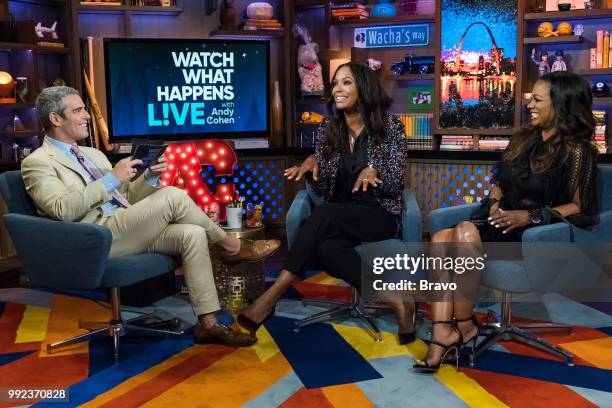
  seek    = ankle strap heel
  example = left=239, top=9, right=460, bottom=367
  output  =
left=413, top=321, right=463, bottom=373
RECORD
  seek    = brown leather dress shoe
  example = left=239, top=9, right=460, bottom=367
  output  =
left=220, top=239, right=281, bottom=264
left=193, top=322, right=256, bottom=347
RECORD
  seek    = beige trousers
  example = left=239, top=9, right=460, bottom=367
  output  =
left=104, top=186, right=227, bottom=315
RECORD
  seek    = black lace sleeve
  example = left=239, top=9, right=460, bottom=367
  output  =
left=566, top=143, right=599, bottom=227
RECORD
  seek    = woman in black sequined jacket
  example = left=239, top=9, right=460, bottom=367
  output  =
left=310, top=112, right=408, bottom=217
left=236, top=62, right=415, bottom=344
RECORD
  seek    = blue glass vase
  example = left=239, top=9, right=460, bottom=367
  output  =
left=371, top=0, right=398, bottom=17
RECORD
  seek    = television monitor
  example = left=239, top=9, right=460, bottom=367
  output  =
left=103, top=38, right=270, bottom=141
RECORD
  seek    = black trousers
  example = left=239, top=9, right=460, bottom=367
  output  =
left=282, top=202, right=398, bottom=291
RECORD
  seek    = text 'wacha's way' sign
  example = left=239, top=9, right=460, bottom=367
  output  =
left=354, top=24, right=429, bottom=48
left=104, top=39, right=270, bottom=140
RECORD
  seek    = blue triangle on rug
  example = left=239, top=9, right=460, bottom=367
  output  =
left=0, top=350, right=33, bottom=367
left=264, top=315, right=382, bottom=389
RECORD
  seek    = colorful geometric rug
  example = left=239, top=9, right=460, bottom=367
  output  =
left=1, top=274, right=611, bottom=408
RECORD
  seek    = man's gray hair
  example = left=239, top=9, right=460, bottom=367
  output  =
left=36, top=86, right=80, bottom=131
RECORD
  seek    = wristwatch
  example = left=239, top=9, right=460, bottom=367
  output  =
left=528, top=209, right=542, bottom=225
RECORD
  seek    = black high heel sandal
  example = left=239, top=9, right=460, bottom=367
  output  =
left=413, top=321, right=463, bottom=373
left=236, top=314, right=262, bottom=337
left=454, top=315, right=480, bottom=364
left=398, top=301, right=417, bottom=345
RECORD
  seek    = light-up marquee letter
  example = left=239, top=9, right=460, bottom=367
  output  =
left=161, top=140, right=238, bottom=216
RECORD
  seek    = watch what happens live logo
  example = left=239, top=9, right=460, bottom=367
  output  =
left=148, top=51, right=236, bottom=127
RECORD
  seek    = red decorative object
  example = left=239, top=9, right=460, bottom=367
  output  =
left=161, top=140, right=239, bottom=220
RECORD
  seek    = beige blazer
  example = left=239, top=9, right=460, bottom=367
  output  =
left=21, top=138, right=157, bottom=224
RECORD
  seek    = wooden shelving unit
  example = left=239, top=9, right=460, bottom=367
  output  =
left=0, top=130, right=42, bottom=138
left=524, top=9, right=612, bottom=21
left=523, top=35, right=583, bottom=45
left=0, top=103, right=36, bottom=109
left=294, top=0, right=325, bottom=10
left=575, top=68, right=612, bottom=76
left=591, top=97, right=612, bottom=105
left=386, top=74, right=435, bottom=81
left=208, top=30, right=285, bottom=40
left=77, top=4, right=183, bottom=15
left=331, top=13, right=435, bottom=28
left=296, top=98, right=326, bottom=105
left=0, top=42, right=70, bottom=54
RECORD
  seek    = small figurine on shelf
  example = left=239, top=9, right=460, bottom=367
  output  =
left=573, top=24, right=584, bottom=36
left=35, top=21, right=57, bottom=40
left=551, top=50, right=567, bottom=72
left=219, top=0, right=237, bottom=30
left=300, top=111, right=325, bottom=124
left=367, top=58, right=382, bottom=71
left=537, top=22, right=557, bottom=37
left=293, top=23, right=324, bottom=96
left=531, top=48, right=550, bottom=77
left=35, top=21, right=64, bottom=47
left=556, top=21, right=573, bottom=36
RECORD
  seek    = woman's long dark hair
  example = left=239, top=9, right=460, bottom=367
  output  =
left=504, top=71, right=597, bottom=173
left=323, top=62, right=392, bottom=155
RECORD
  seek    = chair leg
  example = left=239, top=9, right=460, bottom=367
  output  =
left=112, top=325, right=121, bottom=363
left=302, top=299, right=347, bottom=308
left=124, top=324, right=185, bottom=338
left=47, top=288, right=184, bottom=362
left=471, top=293, right=574, bottom=366
left=79, top=320, right=107, bottom=331
left=472, top=327, right=510, bottom=364
left=509, top=326, right=574, bottom=366
left=354, top=304, right=382, bottom=342
left=515, top=321, right=573, bottom=335
left=47, top=327, right=109, bottom=354
left=294, top=288, right=383, bottom=341
left=293, top=305, right=352, bottom=332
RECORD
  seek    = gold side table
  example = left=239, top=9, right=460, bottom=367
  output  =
left=210, top=225, right=266, bottom=314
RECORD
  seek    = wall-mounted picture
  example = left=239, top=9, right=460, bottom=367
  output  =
left=408, top=86, right=434, bottom=110
left=439, top=0, right=517, bottom=130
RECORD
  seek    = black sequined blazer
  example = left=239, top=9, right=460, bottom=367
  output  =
left=309, top=113, right=409, bottom=215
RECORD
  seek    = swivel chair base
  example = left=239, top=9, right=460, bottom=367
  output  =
left=473, top=292, right=574, bottom=366
left=46, top=287, right=185, bottom=362
left=294, top=287, right=383, bottom=342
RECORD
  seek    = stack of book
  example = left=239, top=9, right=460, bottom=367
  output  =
left=591, top=30, right=612, bottom=69
left=594, top=110, right=608, bottom=153
left=440, top=135, right=475, bottom=151
left=244, top=19, right=283, bottom=31
left=398, top=112, right=433, bottom=150
left=331, top=2, right=369, bottom=21
left=478, top=137, right=510, bottom=151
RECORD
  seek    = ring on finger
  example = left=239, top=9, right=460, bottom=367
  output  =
left=362, top=177, right=368, bottom=181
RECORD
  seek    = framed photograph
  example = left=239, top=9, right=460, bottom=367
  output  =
left=408, top=86, right=434, bottom=110
left=438, top=0, right=518, bottom=130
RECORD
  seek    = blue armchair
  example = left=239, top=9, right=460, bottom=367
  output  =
left=0, top=171, right=184, bottom=362
left=427, top=165, right=612, bottom=366
left=286, top=188, right=422, bottom=341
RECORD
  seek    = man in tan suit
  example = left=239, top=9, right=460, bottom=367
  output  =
left=22, top=86, right=280, bottom=347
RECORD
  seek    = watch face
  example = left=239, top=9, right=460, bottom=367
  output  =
left=530, top=211, right=542, bottom=224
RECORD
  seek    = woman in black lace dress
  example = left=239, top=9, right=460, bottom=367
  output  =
left=414, top=71, right=599, bottom=372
